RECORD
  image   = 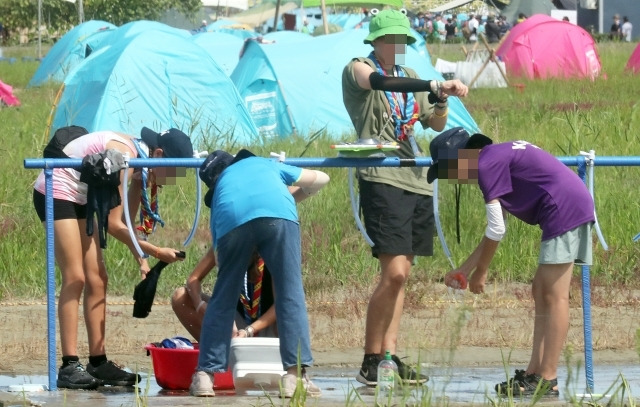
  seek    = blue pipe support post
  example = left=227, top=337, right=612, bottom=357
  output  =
left=577, top=160, right=595, bottom=393
left=45, top=166, right=56, bottom=391
left=23, top=154, right=640, bottom=391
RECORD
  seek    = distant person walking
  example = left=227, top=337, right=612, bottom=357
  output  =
left=622, top=16, right=633, bottom=42
left=610, top=14, right=622, bottom=40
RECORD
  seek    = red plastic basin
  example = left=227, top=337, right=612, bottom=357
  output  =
left=145, top=343, right=234, bottom=390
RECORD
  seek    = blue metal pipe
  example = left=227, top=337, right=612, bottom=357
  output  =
left=25, top=156, right=640, bottom=170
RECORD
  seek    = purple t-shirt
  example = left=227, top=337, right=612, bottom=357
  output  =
left=478, top=141, right=595, bottom=241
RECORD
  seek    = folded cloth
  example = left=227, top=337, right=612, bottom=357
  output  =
left=133, top=261, right=169, bottom=318
left=161, top=336, right=194, bottom=349
left=80, top=149, right=125, bottom=249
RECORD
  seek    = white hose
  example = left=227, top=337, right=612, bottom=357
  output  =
left=348, top=167, right=374, bottom=247
left=433, top=178, right=456, bottom=269
left=122, top=153, right=146, bottom=258
left=581, top=150, right=608, bottom=249
left=182, top=150, right=207, bottom=247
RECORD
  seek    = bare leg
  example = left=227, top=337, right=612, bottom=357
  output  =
left=53, top=219, right=86, bottom=357
left=364, top=254, right=412, bottom=355
left=527, top=262, right=573, bottom=381
left=80, top=219, right=107, bottom=357
left=172, top=287, right=202, bottom=340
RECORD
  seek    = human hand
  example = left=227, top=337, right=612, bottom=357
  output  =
left=235, top=329, right=249, bottom=338
left=444, top=270, right=468, bottom=290
left=441, top=79, right=469, bottom=98
left=468, top=269, right=488, bottom=294
left=139, top=259, right=150, bottom=280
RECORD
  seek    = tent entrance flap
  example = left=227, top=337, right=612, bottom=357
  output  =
left=244, top=81, right=295, bottom=138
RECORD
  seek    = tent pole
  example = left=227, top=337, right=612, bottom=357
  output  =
left=78, top=0, right=84, bottom=24
left=272, top=0, right=281, bottom=32
left=37, top=0, right=42, bottom=59
left=320, top=0, right=329, bottom=34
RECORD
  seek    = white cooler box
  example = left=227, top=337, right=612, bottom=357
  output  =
left=229, top=337, right=286, bottom=391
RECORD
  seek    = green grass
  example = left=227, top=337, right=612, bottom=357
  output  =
left=1, top=42, right=640, bottom=303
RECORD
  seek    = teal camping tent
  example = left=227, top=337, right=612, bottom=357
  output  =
left=231, top=29, right=478, bottom=139
left=29, top=20, right=116, bottom=87
left=51, top=28, right=259, bottom=145
left=191, top=32, right=245, bottom=76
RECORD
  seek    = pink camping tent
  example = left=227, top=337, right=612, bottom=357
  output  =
left=0, top=79, right=20, bottom=106
left=496, top=14, right=602, bottom=80
left=625, top=43, right=640, bottom=74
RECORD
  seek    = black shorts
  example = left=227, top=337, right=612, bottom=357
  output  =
left=359, top=179, right=434, bottom=258
left=33, top=190, right=87, bottom=222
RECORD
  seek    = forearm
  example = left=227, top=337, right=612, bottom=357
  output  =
left=472, top=236, right=500, bottom=277
left=107, top=222, right=156, bottom=262
left=186, top=248, right=216, bottom=308
left=427, top=101, right=449, bottom=131
left=293, top=170, right=330, bottom=202
left=247, top=305, right=276, bottom=334
left=459, top=236, right=498, bottom=277
left=186, top=279, right=204, bottom=310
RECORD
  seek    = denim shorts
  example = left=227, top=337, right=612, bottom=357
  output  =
left=539, top=223, right=593, bottom=265
left=358, top=179, right=434, bottom=258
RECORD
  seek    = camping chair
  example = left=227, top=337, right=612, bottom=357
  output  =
left=461, top=34, right=509, bottom=88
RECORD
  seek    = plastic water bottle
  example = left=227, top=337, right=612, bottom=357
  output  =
left=377, top=350, right=397, bottom=401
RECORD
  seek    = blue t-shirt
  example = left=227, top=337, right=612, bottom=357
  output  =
left=210, top=157, right=302, bottom=245
left=478, top=141, right=595, bottom=241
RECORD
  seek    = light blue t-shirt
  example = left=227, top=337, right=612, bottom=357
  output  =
left=210, top=157, right=303, bottom=245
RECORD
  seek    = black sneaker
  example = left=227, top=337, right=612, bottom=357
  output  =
left=391, top=355, right=428, bottom=384
left=495, top=369, right=527, bottom=395
left=495, top=370, right=558, bottom=397
left=57, top=361, right=100, bottom=390
left=355, top=354, right=381, bottom=386
left=87, top=360, right=141, bottom=386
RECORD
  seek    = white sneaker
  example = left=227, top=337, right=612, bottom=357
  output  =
left=280, top=372, right=322, bottom=398
left=189, top=371, right=215, bottom=397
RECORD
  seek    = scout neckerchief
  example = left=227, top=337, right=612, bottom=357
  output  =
left=240, top=257, right=264, bottom=323
left=131, top=139, right=164, bottom=238
left=369, top=52, right=420, bottom=141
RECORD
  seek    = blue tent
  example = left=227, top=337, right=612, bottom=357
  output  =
left=28, top=20, right=116, bottom=87
left=52, top=29, right=259, bottom=145
left=108, top=20, right=191, bottom=41
left=230, top=29, right=478, bottom=139
left=204, top=19, right=258, bottom=39
left=191, top=32, right=245, bottom=76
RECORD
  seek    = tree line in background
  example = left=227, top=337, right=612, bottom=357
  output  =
left=0, top=0, right=202, bottom=44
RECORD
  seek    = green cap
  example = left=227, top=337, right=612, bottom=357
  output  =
left=364, top=9, right=417, bottom=45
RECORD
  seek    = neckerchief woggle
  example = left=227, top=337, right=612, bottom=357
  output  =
left=369, top=52, right=420, bottom=141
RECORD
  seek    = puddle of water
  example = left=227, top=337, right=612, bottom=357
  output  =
left=1, top=364, right=638, bottom=404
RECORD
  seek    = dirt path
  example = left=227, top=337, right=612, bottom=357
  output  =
left=1, top=283, right=638, bottom=376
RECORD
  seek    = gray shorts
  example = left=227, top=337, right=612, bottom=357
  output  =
left=539, top=223, right=593, bottom=265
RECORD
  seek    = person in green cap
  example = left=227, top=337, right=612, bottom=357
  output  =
left=341, top=8, right=469, bottom=386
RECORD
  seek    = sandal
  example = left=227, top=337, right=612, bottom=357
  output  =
left=519, top=374, right=559, bottom=397
left=495, top=370, right=559, bottom=397
left=495, top=369, right=527, bottom=395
